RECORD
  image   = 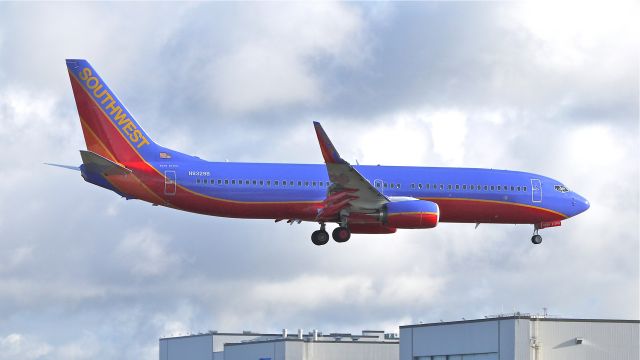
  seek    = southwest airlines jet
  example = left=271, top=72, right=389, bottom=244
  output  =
left=52, top=59, right=589, bottom=246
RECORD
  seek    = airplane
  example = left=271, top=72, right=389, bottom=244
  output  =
left=50, top=59, right=590, bottom=246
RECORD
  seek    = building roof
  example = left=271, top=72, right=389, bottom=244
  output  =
left=400, top=315, right=640, bottom=329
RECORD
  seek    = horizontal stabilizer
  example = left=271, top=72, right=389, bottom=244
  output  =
left=44, top=163, right=80, bottom=171
left=80, top=150, right=131, bottom=176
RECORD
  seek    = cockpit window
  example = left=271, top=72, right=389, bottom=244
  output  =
left=554, top=184, right=570, bottom=193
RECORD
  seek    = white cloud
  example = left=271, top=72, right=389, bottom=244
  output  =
left=115, top=227, right=181, bottom=277
left=0, top=333, right=52, bottom=360
left=0, top=246, right=33, bottom=272
left=208, top=2, right=366, bottom=113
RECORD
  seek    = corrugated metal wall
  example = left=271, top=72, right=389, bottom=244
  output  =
left=536, top=320, right=639, bottom=360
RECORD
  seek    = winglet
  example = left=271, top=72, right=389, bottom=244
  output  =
left=313, top=122, right=347, bottom=164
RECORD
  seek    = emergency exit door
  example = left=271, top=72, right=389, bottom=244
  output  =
left=531, top=178, right=542, bottom=203
left=164, top=171, right=176, bottom=195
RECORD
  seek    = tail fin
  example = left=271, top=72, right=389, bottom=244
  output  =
left=66, top=59, right=158, bottom=164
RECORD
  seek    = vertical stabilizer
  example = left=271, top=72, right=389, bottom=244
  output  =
left=66, top=59, right=158, bottom=164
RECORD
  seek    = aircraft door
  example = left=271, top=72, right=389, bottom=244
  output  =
left=164, top=170, right=176, bottom=195
left=531, top=178, right=542, bottom=203
left=374, top=179, right=384, bottom=194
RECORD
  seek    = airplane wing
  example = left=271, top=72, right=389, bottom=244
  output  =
left=313, top=122, right=388, bottom=221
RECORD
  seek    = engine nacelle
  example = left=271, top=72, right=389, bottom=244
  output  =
left=383, top=200, right=439, bottom=229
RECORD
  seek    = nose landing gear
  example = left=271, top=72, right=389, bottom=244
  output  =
left=531, top=228, right=542, bottom=244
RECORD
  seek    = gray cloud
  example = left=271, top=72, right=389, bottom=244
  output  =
left=0, top=2, right=637, bottom=360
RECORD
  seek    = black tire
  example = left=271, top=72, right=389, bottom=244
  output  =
left=531, top=234, right=542, bottom=244
left=311, top=230, right=330, bottom=246
left=332, top=227, right=351, bottom=243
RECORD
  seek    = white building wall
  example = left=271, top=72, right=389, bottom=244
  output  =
left=536, top=320, right=639, bottom=360
left=401, top=318, right=639, bottom=360
left=513, top=318, right=531, bottom=360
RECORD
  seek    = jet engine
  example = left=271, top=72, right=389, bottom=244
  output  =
left=382, top=199, right=439, bottom=229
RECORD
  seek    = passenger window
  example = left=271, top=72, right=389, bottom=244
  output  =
left=470, top=185, right=474, bottom=190
left=218, top=179, right=222, bottom=185
left=267, top=181, right=271, bottom=186
left=305, top=181, right=309, bottom=186
left=490, top=185, right=495, bottom=190
left=196, top=179, right=201, bottom=184
left=411, top=183, right=415, bottom=189
left=497, top=185, right=501, bottom=191
left=523, top=186, right=527, bottom=191
left=463, top=185, right=467, bottom=190
left=511, top=186, right=514, bottom=191
left=384, top=183, right=388, bottom=188
left=397, top=184, right=401, bottom=188
left=418, top=184, right=423, bottom=189
left=517, top=186, right=521, bottom=191
left=252, top=180, right=257, bottom=185
left=440, top=184, right=444, bottom=190
left=448, top=185, right=452, bottom=190
left=274, top=180, right=279, bottom=186
left=290, top=181, right=294, bottom=186
left=456, top=185, right=460, bottom=190
left=311, top=181, right=316, bottom=186
left=326, top=181, right=330, bottom=186
left=298, top=181, right=302, bottom=186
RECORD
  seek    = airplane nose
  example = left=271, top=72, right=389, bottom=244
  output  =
left=572, top=193, right=590, bottom=215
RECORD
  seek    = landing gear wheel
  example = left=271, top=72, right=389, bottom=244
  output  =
left=531, top=234, right=542, bottom=245
left=332, top=227, right=351, bottom=243
left=311, top=230, right=330, bottom=246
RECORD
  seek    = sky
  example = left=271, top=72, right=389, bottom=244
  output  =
left=0, top=1, right=638, bottom=359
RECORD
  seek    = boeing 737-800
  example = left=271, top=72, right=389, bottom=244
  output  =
left=50, top=59, right=590, bottom=246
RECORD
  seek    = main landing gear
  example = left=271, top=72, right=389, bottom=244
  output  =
left=311, top=223, right=351, bottom=245
left=531, top=228, right=542, bottom=245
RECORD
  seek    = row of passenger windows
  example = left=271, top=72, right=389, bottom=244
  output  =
left=410, top=183, right=528, bottom=192
left=195, top=178, right=331, bottom=187
left=194, top=177, right=528, bottom=193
